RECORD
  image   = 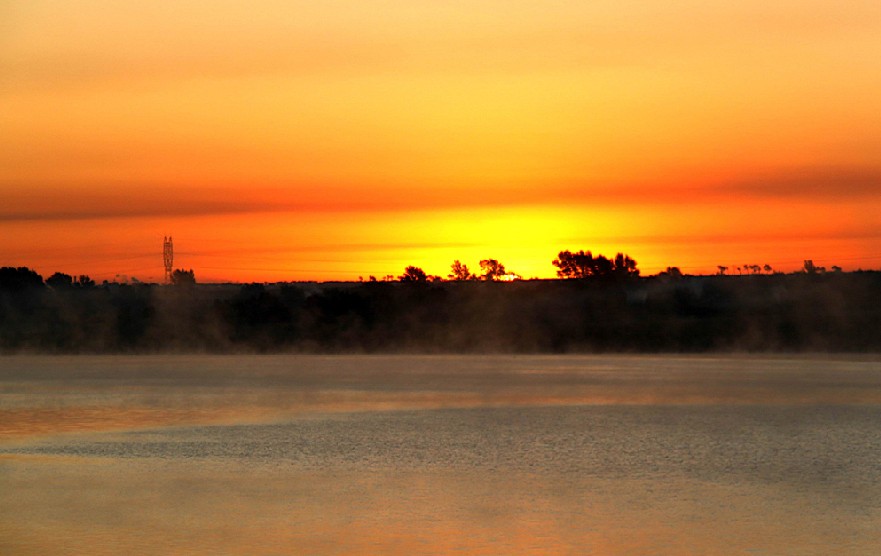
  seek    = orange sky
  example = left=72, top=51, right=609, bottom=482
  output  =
left=2, top=1, right=880, bottom=282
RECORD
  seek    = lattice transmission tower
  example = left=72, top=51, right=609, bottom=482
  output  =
left=163, top=236, right=174, bottom=283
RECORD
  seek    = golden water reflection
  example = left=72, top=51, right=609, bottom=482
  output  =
left=2, top=355, right=881, bottom=554
left=2, top=460, right=876, bottom=555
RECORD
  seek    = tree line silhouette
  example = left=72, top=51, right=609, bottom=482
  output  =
left=401, top=251, right=638, bottom=283
left=552, top=251, right=639, bottom=280
left=1, top=253, right=879, bottom=353
left=399, top=258, right=517, bottom=282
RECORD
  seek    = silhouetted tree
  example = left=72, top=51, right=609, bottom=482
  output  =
left=479, top=259, right=507, bottom=281
left=0, top=267, right=44, bottom=290
left=613, top=253, right=639, bottom=279
left=399, top=266, right=428, bottom=282
left=553, top=251, right=638, bottom=281
left=592, top=255, right=614, bottom=276
left=448, top=260, right=474, bottom=281
left=717, top=265, right=728, bottom=275
left=76, top=275, right=96, bottom=288
left=47, top=272, right=74, bottom=289
left=171, top=268, right=196, bottom=286
left=553, top=250, right=594, bottom=279
left=659, top=266, right=683, bottom=279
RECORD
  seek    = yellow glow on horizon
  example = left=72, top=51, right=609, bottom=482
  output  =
left=2, top=192, right=878, bottom=283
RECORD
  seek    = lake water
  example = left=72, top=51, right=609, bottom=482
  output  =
left=2, top=355, right=881, bottom=554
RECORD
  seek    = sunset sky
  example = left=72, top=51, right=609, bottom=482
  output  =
left=2, top=1, right=880, bottom=282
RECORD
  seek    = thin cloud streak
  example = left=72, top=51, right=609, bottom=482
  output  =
left=557, top=166, right=881, bottom=206
left=724, top=167, right=881, bottom=200
left=3, top=164, right=880, bottom=223
left=572, top=228, right=881, bottom=248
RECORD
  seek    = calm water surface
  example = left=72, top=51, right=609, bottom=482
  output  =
left=2, top=355, right=881, bottom=554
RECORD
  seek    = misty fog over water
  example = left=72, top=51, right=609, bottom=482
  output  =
left=2, top=355, right=881, bottom=554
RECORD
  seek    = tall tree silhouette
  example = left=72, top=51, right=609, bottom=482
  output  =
left=479, top=259, right=507, bottom=281
left=399, top=266, right=428, bottom=282
left=612, top=253, right=639, bottom=279
left=553, top=250, right=594, bottom=279
left=448, top=260, right=474, bottom=281
left=47, top=272, right=74, bottom=289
